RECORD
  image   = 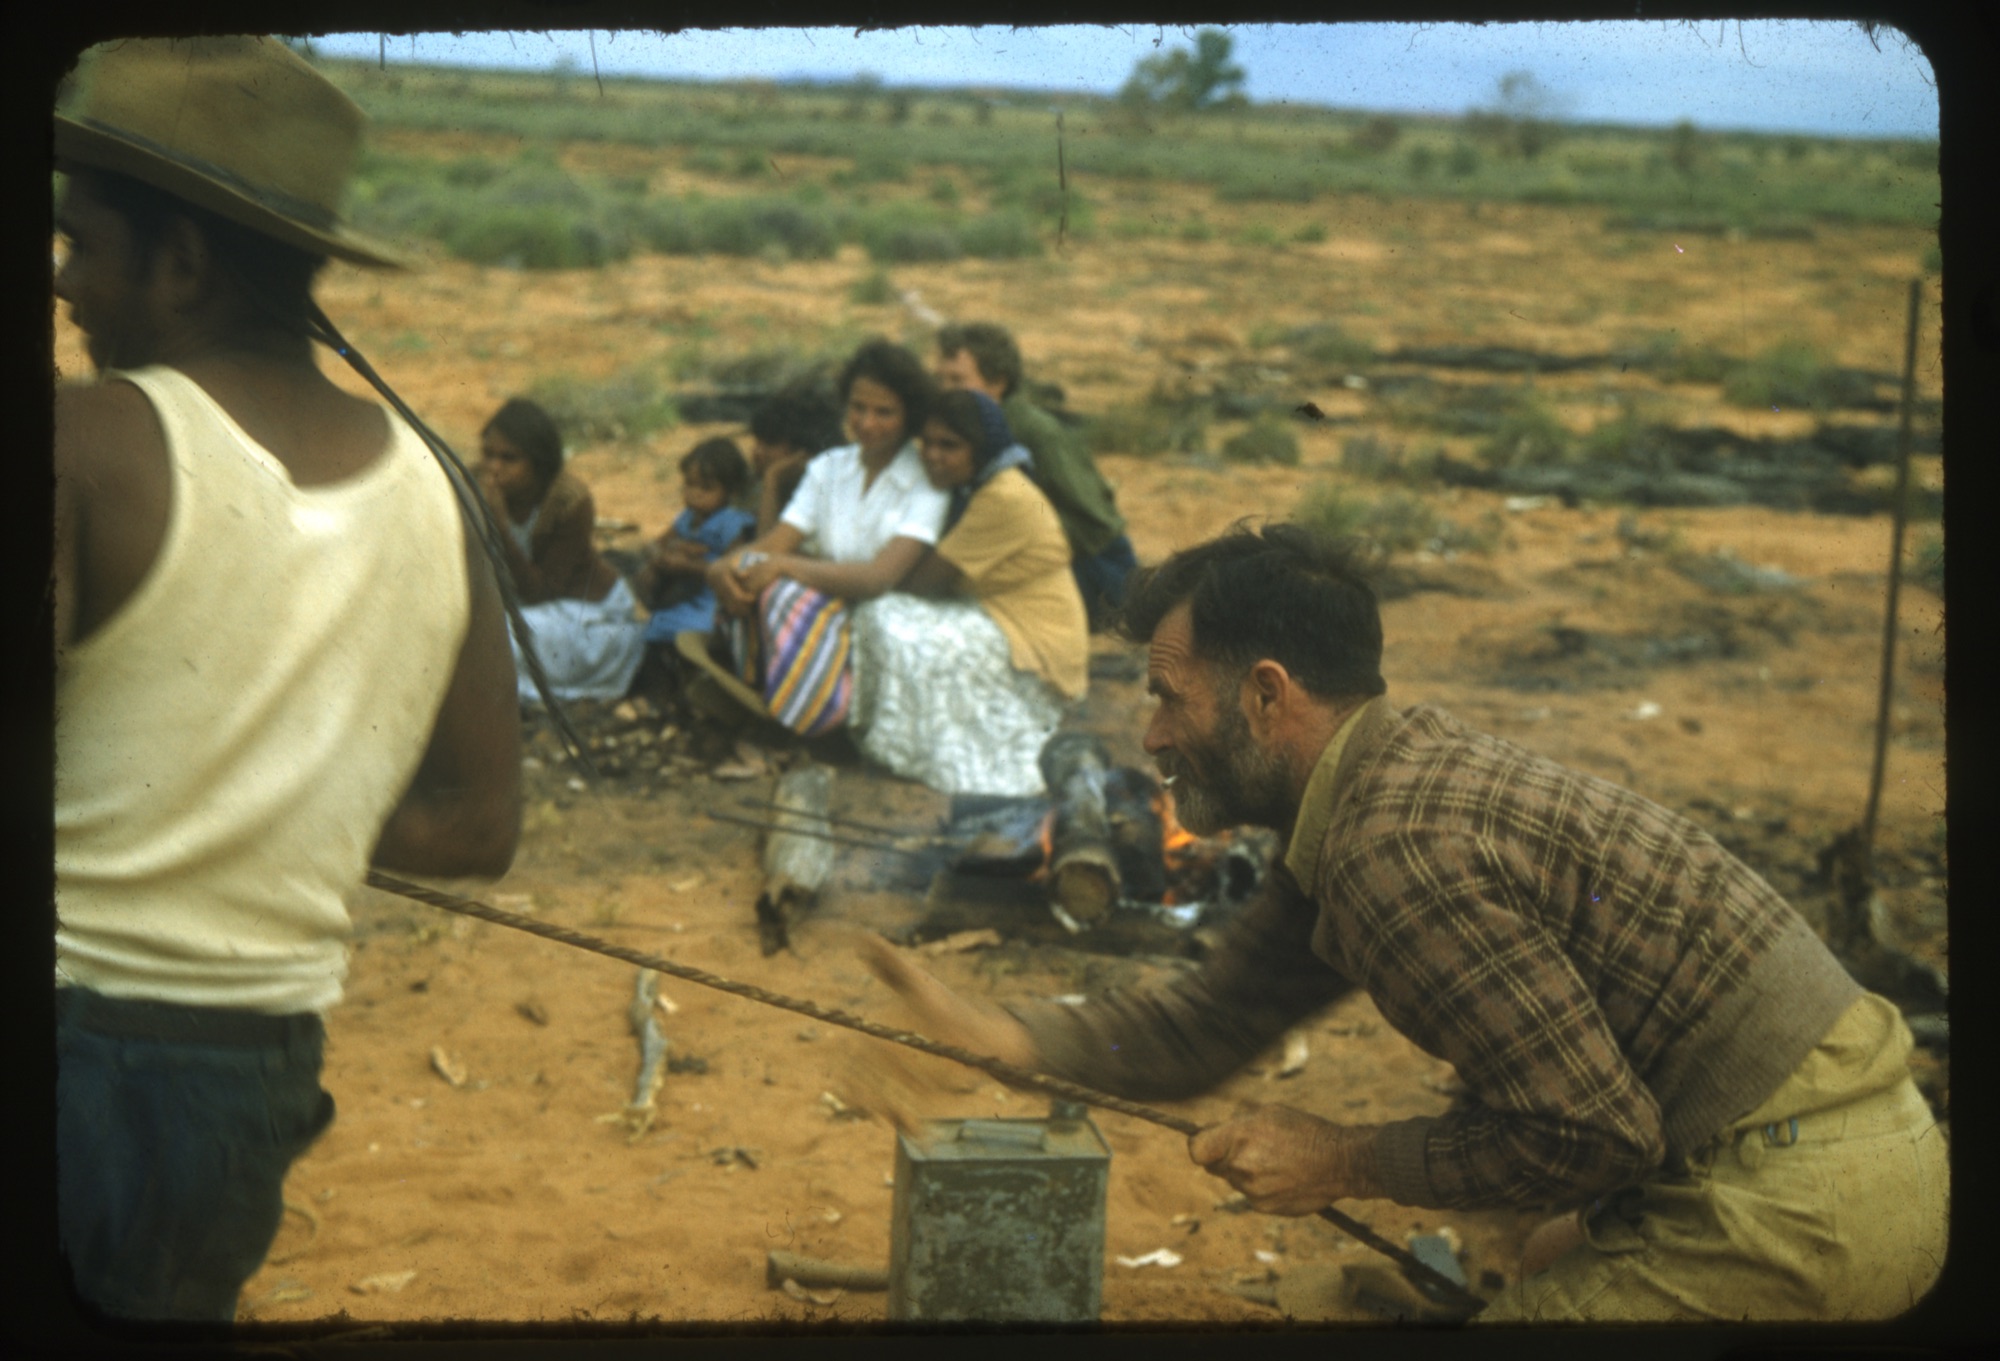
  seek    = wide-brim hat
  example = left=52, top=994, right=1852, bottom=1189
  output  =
left=53, top=36, right=408, bottom=270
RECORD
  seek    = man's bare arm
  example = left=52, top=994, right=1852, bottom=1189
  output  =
left=53, top=383, right=172, bottom=650
left=371, top=517, right=522, bottom=878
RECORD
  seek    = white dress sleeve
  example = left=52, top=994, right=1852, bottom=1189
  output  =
left=779, top=449, right=836, bottom=539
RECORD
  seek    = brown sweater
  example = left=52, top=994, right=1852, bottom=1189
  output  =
left=1010, top=701, right=1861, bottom=1211
left=506, top=470, right=618, bottom=605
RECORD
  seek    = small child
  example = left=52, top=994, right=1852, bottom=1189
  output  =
left=636, top=437, right=756, bottom=644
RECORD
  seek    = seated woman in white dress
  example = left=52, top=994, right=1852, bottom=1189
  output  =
left=476, top=397, right=645, bottom=706
left=698, top=339, right=948, bottom=735
left=847, top=389, right=1089, bottom=796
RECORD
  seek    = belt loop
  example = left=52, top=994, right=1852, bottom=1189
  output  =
left=1762, top=1117, right=1800, bottom=1148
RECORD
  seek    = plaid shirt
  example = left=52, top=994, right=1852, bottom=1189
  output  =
left=1011, top=701, right=1860, bottom=1211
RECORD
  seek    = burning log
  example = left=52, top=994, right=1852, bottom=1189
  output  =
left=756, top=765, right=835, bottom=955
left=1038, top=733, right=1124, bottom=928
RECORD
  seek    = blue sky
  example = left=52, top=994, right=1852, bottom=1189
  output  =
left=304, top=21, right=1938, bottom=140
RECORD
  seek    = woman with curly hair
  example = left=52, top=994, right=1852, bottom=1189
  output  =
left=689, top=338, right=948, bottom=735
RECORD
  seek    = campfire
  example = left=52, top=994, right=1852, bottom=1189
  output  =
left=948, top=733, right=1270, bottom=933
left=716, top=732, right=1276, bottom=954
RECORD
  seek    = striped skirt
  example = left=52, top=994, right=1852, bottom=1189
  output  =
left=725, top=579, right=853, bottom=736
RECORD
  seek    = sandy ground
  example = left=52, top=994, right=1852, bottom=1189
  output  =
left=53, top=167, right=1945, bottom=1329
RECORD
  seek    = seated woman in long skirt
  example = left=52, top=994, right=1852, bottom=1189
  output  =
left=697, top=339, right=948, bottom=734
left=477, top=397, right=646, bottom=706
left=847, top=389, right=1089, bottom=797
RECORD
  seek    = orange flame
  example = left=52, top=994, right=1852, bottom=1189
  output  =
left=1154, top=788, right=1200, bottom=871
left=1153, top=784, right=1234, bottom=907
left=1030, top=810, right=1057, bottom=883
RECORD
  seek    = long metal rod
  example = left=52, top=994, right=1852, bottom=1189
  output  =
left=735, top=797, right=940, bottom=842
left=364, top=871, right=1485, bottom=1314
left=1860, top=277, right=1925, bottom=863
left=701, top=808, right=931, bottom=859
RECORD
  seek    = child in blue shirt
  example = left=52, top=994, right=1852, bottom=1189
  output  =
left=636, top=437, right=756, bottom=643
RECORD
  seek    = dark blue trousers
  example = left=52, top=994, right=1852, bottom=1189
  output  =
left=56, top=990, right=335, bottom=1322
left=1073, top=533, right=1139, bottom=633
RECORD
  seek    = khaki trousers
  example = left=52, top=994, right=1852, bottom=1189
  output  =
left=1477, top=1069, right=1948, bottom=1322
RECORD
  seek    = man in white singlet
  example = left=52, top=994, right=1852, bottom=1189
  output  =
left=51, top=38, right=521, bottom=1324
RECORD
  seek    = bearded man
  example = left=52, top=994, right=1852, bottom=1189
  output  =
left=865, top=523, right=1947, bottom=1322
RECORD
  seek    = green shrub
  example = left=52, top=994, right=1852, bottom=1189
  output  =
left=958, top=210, right=1043, bottom=259
left=1285, top=323, right=1374, bottom=369
left=731, top=149, right=774, bottom=178
left=987, top=171, right=1095, bottom=236
left=1604, top=210, right=1734, bottom=236
left=1643, top=334, right=1733, bottom=384
left=1578, top=407, right=1650, bottom=463
left=1351, top=116, right=1402, bottom=154
left=529, top=369, right=678, bottom=444
left=1336, top=436, right=1448, bottom=488
left=1291, top=222, right=1328, bottom=244
left=1475, top=401, right=1570, bottom=467
left=849, top=268, right=897, bottom=305
left=928, top=176, right=961, bottom=206
left=1340, top=434, right=1403, bottom=479
left=1296, top=485, right=1497, bottom=556
left=1215, top=166, right=1322, bottom=203
left=1520, top=170, right=1583, bottom=204
left=837, top=150, right=910, bottom=184
left=1295, top=484, right=1371, bottom=542
left=1221, top=414, right=1301, bottom=466
left=684, top=148, right=728, bottom=175
left=1911, top=533, right=1943, bottom=594
left=1234, top=222, right=1282, bottom=249
left=442, top=156, right=502, bottom=188
left=698, top=197, right=841, bottom=259
left=1723, top=341, right=1874, bottom=413
left=700, top=346, right=836, bottom=391
left=1446, top=142, right=1481, bottom=178
left=446, top=207, right=629, bottom=269
left=1087, top=397, right=1209, bottom=457
left=352, top=153, right=647, bottom=269
left=632, top=200, right=700, bottom=254
left=634, top=195, right=840, bottom=260
left=864, top=224, right=963, bottom=263
left=1178, top=216, right=1215, bottom=243
left=1355, top=491, right=1449, bottom=553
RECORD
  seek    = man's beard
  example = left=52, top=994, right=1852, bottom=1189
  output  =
left=1160, top=703, right=1292, bottom=837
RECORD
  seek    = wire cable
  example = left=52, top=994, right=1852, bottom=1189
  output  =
left=301, top=300, right=594, bottom=776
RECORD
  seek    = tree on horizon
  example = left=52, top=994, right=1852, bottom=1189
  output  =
left=1118, top=28, right=1248, bottom=124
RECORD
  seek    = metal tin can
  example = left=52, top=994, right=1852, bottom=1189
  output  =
left=887, top=1113, right=1111, bottom=1322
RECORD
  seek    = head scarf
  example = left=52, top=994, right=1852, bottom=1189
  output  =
left=939, top=390, right=1035, bottom=532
